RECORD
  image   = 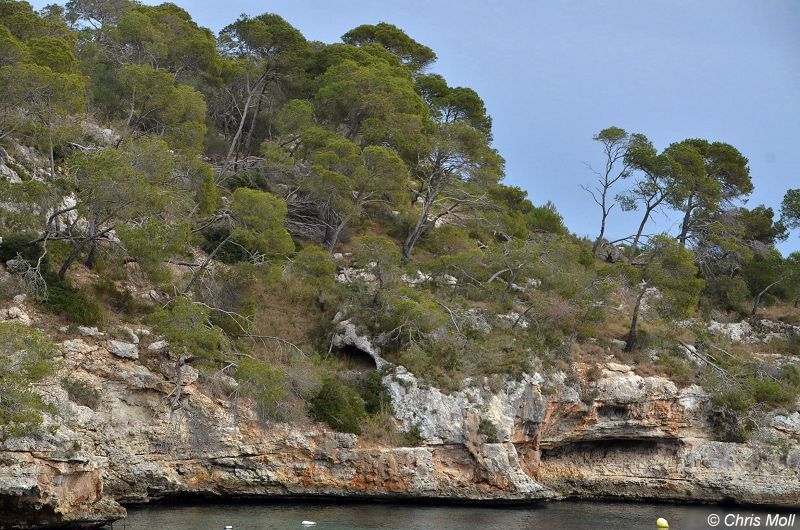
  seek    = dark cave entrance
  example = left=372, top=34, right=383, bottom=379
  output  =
left=332, top=344, right=377, bottom=370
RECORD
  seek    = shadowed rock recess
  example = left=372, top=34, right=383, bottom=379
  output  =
left=1, top=338, right=798, bottom=528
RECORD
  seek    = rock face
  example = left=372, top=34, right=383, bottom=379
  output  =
left=386, top=363, right=800, bottom=506
left=1, top=331, right=799, bottom=528
left=0, top=452, right=124, bottom=529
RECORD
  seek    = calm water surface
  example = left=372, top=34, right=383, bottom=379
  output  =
left=117, top=501, right=799, bottom=530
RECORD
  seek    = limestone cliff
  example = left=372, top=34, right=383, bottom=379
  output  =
left=0, top=306, right=798, bottom=528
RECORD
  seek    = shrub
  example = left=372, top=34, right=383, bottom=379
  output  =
left=150, top=296, right=226, bottom=361
left=310, top=376, right=366, bottom=434
left=358, top=407, right=409, bottom=446
left=658, top=353, right=694, bottom=387
left=703, top=275, right=750, bottom=314
left=750, top=377, right=794, bottom=407
left=478, top=418, right=500, bottom=443
left=404, top=425, right=424, bottom=446
left=0, top=322, right=58, bottom=439
left=0, top=232, right=41, bottom=262
left=712, top=386, right=753, bottom=413
left=712, top=375, right=798, bottom=413
left=358, top=370, right=389, bottom=414
left=61, top=377, right=101, bottom=409
left=94, top=278, right=150, bottom=315
left=43, top=273, right=104, bottom=325
left=235, top=358, right=288, bottom=422
left=708, top=406, right=753, bottom=443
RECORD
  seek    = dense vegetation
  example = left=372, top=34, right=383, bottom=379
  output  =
left=0, top=0, right=797, bottom=440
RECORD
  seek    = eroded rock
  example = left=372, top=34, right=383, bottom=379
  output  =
left=107, top=340, right=138, bottom=360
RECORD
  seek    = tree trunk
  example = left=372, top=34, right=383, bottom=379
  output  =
left=592, top=211, right=607, bottom=255
left=84, top=216, right=98, bottom=269
left=629, top=204, right=656, bottom=261
left=625, top=287, right=647, bottom=352
left=402, top=197, right=433, bottom=261
left=218, top=75, right=265, bottom=182
left=48, top=127, right=55, bottom=179
left=183, top=233, right=232, bottom=294
left=326, top=220, right=347, bottom=253
left=677, top=194, right=695, bottom=247
left=58, top=239, right=88, bottom=281
left=242, top=84, right=267, bottom=158
left=170, top=355, right=188, bottom=411
left=85, top=243, right=98, bottom=269
left=751, top=278, right=783, bottom=318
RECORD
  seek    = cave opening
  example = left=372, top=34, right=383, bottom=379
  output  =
left=332, top=344, right=377, bottom=370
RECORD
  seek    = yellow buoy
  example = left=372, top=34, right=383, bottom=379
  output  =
left=656, top=518, right=669, bottom=528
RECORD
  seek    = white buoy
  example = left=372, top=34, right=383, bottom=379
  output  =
left=224, top=526, right=233, bottom=530
left=301, top=522, right=317, bottom=527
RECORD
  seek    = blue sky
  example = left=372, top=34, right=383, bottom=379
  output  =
left=34, top=0, right=800, bottom=252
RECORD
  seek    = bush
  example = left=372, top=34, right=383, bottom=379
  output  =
left=478, top=418, right=500, bottom=443
left=0, top=232, right=41, bottom=262
left=750, top=377, right=795, bottom=407
left=703, top=275, right=750, bottom=314
left=310, top=376, right=366, bottom=434
left=150, top=296, right=226, bottom=361
left=43, top=273, right=104, bottom=325
left=712, top=375, right=797, bottom=412
left=708, top=406, right=753, bottom=442
left=235, top=358, right=287, bottom=422
left=62, top=377, right=101, bottom=409
left=0, top=322, right=58, bottom=439
left=358, top=371, right=389, bottom=414
left=658, top=353, right=695, bottom=387
left=94, top=278, right=150, bottom=315
left=201, top=225, right=249, bottom=263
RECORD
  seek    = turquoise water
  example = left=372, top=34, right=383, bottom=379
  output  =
left=116, top=501, right=799, bottom=530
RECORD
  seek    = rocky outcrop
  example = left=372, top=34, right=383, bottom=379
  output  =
left=0, top=451, right=124, bottom=529
left=386, top=362, right=800, bottom=506
left=1, top=323, right=799, bottom=528
left=707, top=318, right=800, bottom=344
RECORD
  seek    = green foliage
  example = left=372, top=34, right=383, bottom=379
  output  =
left=113, top=3, right=219, bottom=78
left=351, top=236, right=402, bottom=290
left=114, top=63, right=207, bottom=152
left=478, top=418, right=500, bottom=443
left=196, top=173, right=222, bottom=215
left=310, top=376, right=367, bottom=434
left=313, top=56, right=426, bottom=149
left=235, top=357, right=287, bottom=422
left=150, top=296, right=226, bottom=361
left=0, top=232, right=41, bottom=262
left=61, top=376, right=101, bottom=409
left=378, top=287, right=447, bottom=344
left=0, top=322, right=58, bottom=438
left=342, top=22, right=436, bottom=71
left=0, top=61, right=88, bottom=156
left=117, top=219, right=191, bottom=284
left=781, top=189, right=800, bottom=232
left=43, top=273, right=103, bottom=325
left=713, top=376, right=798, bottom=413
left=526, top=201, right=568, bottom=235
left=230, top=187, right=294, bottom=258
left=640, top=236, right=704, bottom=318
left=291, top=246, right=336, bottom=297
left=93, top=278, right=150, bottom=315
left=357, top=370, right=390, bottom=415
left=703, top=275, right=750, bottom=314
